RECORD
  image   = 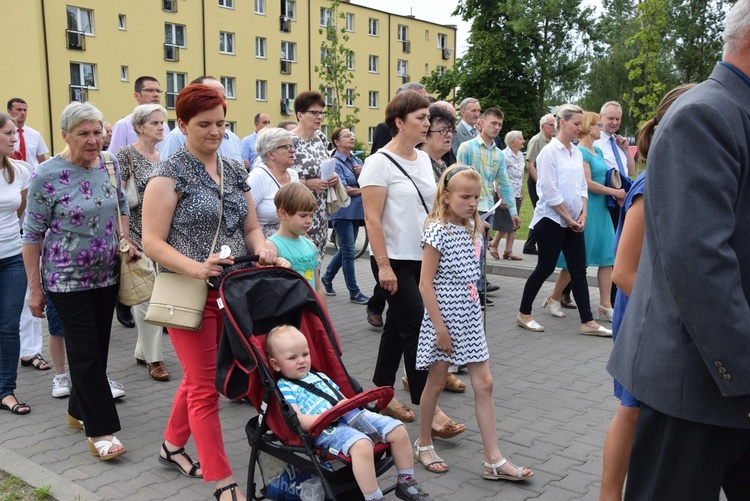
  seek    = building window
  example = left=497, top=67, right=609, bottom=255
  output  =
left=255, top=37, right=266, bottom=58
left=120, top=66, right=129, bottom=81
left=323, top=87, right=334, bottom=106
left=118, top=14, right=127, bottom=30
left=368, top=91, right=378, bottom=109
left=346, top=53, right=354, bottom=71
left=168, top=119, right=177, bottom=130
left=221, top=77, right=236, bottom=98
left=219, top=31, right=234, bottom=54
left=281, top=82, right=297, bottom=115
left=425, top=29, right=429, bottom=40
left=70, top=62, right=96, bottom=88
left=345, top=88, right=355, bottom=107
left=397, top=60, right=408, bottom=77
left=67, top=6, right=94, bottom=35
left=166, top=71, right=187, bottom=109
left=346, top=13, right=354, bottom=32
left=225, top=121, right=236, bottom=133
left=219, top=0, right=234, bottom=8
left=368, top=18, right=378, bottom=36
left=255, top=0, right=265, bottom=14
left=397, top=25, right=408, bottom=42
left=437, top=65, right=446, bottom=76
left=437, top=33, right=448, bottom=49
left=281, top=41, right=296, bottom=62
left=321, top=125, right=329, bottom=138
left=424, top=63, right=429, bottom=74
left=368, top=126, right=375, bottom=144
left=256, top=80, right=267, bottom=101
left=282, top=0, right=296, bottom=20
left=368, top=55, right=378, bottom=73
left=163, top=0, right=178, bottom=12
left=165, top=23, right=186, bottom=48
left=320, top=7, right=333, bottom=27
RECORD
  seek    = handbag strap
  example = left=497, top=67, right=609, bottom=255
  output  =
left=209, top=155, right=225, bottom=256
left=102, top=152, right=126, bottom=240
left=378, top=151, right=429, bottom=214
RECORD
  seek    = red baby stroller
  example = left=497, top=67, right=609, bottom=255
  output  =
left=215, top=261, right=396, bottom=500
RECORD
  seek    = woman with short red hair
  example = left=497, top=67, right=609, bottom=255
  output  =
left=143, top=84, right=283, bottom=500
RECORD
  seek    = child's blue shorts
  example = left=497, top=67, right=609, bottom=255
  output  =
left=313, top=410, right=402, bottom=456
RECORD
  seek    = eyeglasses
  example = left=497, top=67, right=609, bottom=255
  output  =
left=542, top=122, right=555, bottom=127
left=594, top=123, right=603, bottom=127
left=428, top=128, right=456, bottom=137
left=276, top=144, right=294, bottom=151
left=304, top=110, right=326, bottom=117
left=340, top=133, right=355, bottom=139
left=139, top=88, right=163, bottom=94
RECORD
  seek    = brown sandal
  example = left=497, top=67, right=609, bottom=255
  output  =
left=379, top=398, right=415, bottom=422
left=444, top=373, right=466, bottom=393
left=488, top=246, right=500, bottom=260
left=431, top=419, right=466, bottom=439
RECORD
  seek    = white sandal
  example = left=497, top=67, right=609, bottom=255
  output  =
left=482, top=458, right=533, bottom=481
left=88, top=436, right=127, bottom=460
left=542, top=295, right=566, bottom=318
left=414, top=440, right=449, bottom=473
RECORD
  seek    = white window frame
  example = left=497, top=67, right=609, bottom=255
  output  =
left=424, top=63, right=429, bottom=75
left=368, top=55, right=378, bottom=74
left=282, top=0, right=296, bottom=20
left=225, top=121, right=236, bottom=133
left=437, top=66, right=446, bottom=76
left=345, top=13, right=354, bottom=32
left=397, top=25, right=408, bottom=42
left=219, top=31, right=234, bottom=54
left=346, top=52, right=354, bottom=71
left=118, top=14, right=126, bottom=30
left=219, top=0, right=234, bottom=9
left=67, top=6, right=94, bottom=35
left=425, top=29, right=429, bottom=40
left=437, top=33, right=448, bottom=49
left=221, top=77, right=236, bottom=99
left=120, top=65, right=129, bottom=81
left=368, top=91, right=378, bottom=109
left=281, top=82, right=297, bottom=101
left=255, top=37, right=266, bottom=58
left=281, top=41, right=296, bottom=62
left=321, top=125, right=329, bottom=138
left=397, top=60, right=408, bottom=77
left=256, top=80, right=267, bottom=101
left=368, top=18, right=378, bottom=37
left=166, top=71, right=187, bottom=109
left=324, top=87, right=334, bottom=106
left=165, top=23, right=186, bottom=48
left=320, top=7, right=333, bottom=27
left=254, top=0, right=265, bottom=14
left=163, top=0, right=178, bottom=12
left=368, top=126, right=376, bottom=144
left=345, top=88, right=355, bottom=107
left=70, top=62, right=97, bottom=88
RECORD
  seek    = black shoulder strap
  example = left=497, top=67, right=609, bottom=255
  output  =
left=280, top=370, right=344, bottom=407
left=378, top=151, right=429, bottom=214
left=261, top=166, right=281, bottom=188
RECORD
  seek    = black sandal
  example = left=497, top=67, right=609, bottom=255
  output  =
left=214, top=482, right=238, bottom=500
left=0, top=394, right=30, bottom=415
left=158, top=442, right=202, bottom=478
left=20, top=353, right=51, bottom=371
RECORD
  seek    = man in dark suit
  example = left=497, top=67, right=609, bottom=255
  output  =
left=608, top=2, right=750, bottom=498
left=450, top=97, right=481, bottom=157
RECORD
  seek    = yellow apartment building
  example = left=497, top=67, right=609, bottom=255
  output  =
left=2, top=0, right=456, bottom=154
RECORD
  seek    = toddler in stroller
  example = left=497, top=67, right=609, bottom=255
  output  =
left=266, top=325, right=431, bottom=501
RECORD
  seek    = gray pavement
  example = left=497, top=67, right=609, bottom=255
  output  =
left=0, top=242, right=618, bottom=500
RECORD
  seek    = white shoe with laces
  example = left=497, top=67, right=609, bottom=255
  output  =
left=109, top=379, right=126, bottom=399
left=52, top=374, right=71, bottom=398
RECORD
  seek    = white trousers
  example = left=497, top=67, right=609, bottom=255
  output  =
left=19, top=286, right=43, bottom=358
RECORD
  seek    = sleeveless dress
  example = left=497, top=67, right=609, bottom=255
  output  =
left=267, top=234, right=318, bottom=288
left=611, top=172, right=645, bottom=408
left=557, top=146, right=616, bottom=268
left=416, top=222, right=488, bottom=369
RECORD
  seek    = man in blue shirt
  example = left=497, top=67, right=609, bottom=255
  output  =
left=241, top=112, right=270, bottom=171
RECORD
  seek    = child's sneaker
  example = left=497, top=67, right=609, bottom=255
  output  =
left=395, top=479, right=432, bottom=500
left=52, top=374, right=71, bottom=398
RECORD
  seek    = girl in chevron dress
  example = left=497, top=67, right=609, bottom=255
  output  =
left=414, top=165, right=534, bottom=482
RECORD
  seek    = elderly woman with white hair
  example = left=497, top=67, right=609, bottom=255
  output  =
left=23, top=101, right=137, bottom=460
left=247, top=127, right=300, bottom=237
left=115, top=104, right=170, bottom=382
left=489, top=130, right=525, bottom=260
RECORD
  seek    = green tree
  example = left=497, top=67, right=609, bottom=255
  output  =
left=670, top=0, right=733, bottom=82
left=314, top=0, right=359, bottom=131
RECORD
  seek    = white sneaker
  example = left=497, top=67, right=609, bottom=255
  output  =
left=109, top=379, right=126, bottom=399
left=52, top=374, right=71, bottom=398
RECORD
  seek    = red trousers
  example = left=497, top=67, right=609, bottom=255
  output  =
left=164, top=290, right=231, bottom=482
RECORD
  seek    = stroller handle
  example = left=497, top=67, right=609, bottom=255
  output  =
left=207, top=254, right=260, bottom=289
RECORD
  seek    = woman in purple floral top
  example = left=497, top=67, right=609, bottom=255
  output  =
left=22, top=102, right=137, bottom=461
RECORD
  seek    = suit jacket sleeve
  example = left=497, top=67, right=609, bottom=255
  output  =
left=370, top=122, right=391, bottom=155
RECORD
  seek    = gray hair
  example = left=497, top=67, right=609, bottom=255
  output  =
left=255, top=127, right=294, bottom=162
left=433, top=100, right=457, bottom=118
left=59, top=102, right=103, bottom=133
left=539, top=113, right=554, bottom=127
left=459, top=97, right=479, bottom=111
left=723, top=0, right=750, bottom=55
left=555, top=104, right=584, bottom=133
left=504, top=130, right=523, bottom=148
left=599, top=101, right=622, bottom=116
left=396, top=82, right=425, bottom=94
left=131, top=104, right=167, bottom=134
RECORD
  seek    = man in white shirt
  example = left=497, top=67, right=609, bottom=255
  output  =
left=7, top=98, right=48, bottom=168
left=594, top=101, right=635, bottom=179
left=159, top=76, right=243, bottom=163
left=450, top=98, right=481, bottom=157
left=108, top=76, right=170, bottom=154
left=241, top=113, right=271, bottom=170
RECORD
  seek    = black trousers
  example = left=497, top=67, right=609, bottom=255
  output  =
left=367, top=282, right=387, bottom=315
left=625, top=404, right=750, bottom=501
left=519, top=217, right=593, bottom=322
left=369, top=257, right=428, bottom=405
left=49, top=284, right=121, bottom=437
left=523, top=177, right=539, bottom=252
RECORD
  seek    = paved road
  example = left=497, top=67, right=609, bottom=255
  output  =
left=0, top=243, right=617, bottom=500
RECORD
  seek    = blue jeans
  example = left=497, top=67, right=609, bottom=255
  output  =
left=0, top=254, right=27, bottom=399
left=322, top=219, right=363, bottom=298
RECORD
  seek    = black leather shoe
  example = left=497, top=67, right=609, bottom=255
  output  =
left=115, top=300, right=135, bottom=328
left=522, top=248, right=538, bottom=255
left=560, top=294, right=578, bottom=309
left=485, top=282, right=500, bottom=293
left=478, top=292, right=494, bottom=307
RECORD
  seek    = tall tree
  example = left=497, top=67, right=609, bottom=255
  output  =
left=670, top=0, right=733, bottom=82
